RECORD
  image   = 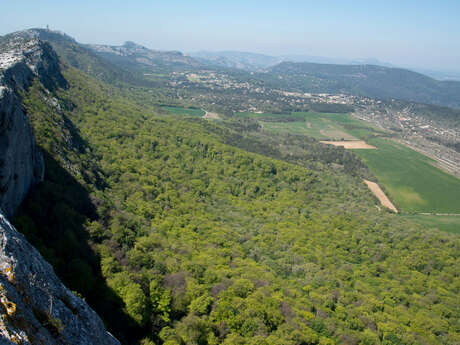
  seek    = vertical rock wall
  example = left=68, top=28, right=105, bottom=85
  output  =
left=0, top=62, right=44, bottom=218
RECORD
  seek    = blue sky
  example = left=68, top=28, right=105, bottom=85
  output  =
left=1, top=0, right=459, bottom=71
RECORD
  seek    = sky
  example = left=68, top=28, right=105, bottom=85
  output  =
left=1, top=0, right=459, bottom=72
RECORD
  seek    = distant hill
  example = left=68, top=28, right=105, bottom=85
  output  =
left=266, top=62, right=460, bottom=108
left=27, top=29, right=460, bottom=109
left=279, top=55, right=394, bottom=68
left=189, top=51, right=396, bottom=71
left=190, top=50, right=460, bottom=82
left=87, top=41, right=203, bottom=73
left=411, top=67, right=460, bottom=81
left=190, top=50, right=282, bottom=70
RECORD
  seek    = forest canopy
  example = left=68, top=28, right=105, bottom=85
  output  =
left=13, top=60, right=460, bottom=345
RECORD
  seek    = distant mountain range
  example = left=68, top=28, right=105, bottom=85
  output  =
left=189, top=50, right=460, bottom=108
left=189, top=51, right=395, bottom=71
left=20, top=29, right=460, bottom=109
left=190, top=50, right=460, bottom=81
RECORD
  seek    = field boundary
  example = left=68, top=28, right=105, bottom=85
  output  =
left=416, top=213, right=460, bottom=216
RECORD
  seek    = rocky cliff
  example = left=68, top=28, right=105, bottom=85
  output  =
left=0, top=31, right=120, bottom=345
left=0, top=213, right=120, bottom=345
left=0, top=32, right=48, bottom=219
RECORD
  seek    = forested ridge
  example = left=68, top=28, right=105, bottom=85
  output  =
left=12, top=55, right=460, bottom=345
left=266, top=62, right=460, bottom=109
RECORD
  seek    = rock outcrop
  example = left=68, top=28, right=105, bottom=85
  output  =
left=0, top=213, right=119, bottom=345
left=0, top=31, right=120, bottom=345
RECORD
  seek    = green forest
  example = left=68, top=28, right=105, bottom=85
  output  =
left=12, top=54, right=460, bottom=345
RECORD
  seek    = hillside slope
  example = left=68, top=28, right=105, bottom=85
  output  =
left=10, top=33, right=460, bottom=345
left=0, top=30, right=119, bottom=345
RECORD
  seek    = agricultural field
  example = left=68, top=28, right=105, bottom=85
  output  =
left=237, top=111, right=380, bottom=140
left=355, top=138, right=460, bottom=213
left=238, top=111, right=460, bottom=228
left=160, top=105, right=205, bottom=116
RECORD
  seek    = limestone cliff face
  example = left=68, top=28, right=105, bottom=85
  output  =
left=0, top=214, right=119, bottom=345
left=0, top=32, right=47, bottom=218
left=0, top=31, right=120, bottom=345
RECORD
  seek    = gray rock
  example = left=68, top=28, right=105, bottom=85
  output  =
left=0, top=213, right=120, bottom=345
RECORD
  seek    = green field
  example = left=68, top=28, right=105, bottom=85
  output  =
left=355, top=138, right=460, bottom=213
left=401, top=215, right=460, bottom=234
left=161, top=106, right=205, bottom=116
left=307, top=112, right=382, bottom=139
left=261, top=120, right=335, bottom=137
left=238, top=111, right=379, bottom=140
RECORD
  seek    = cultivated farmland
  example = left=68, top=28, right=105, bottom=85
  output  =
left=355, top=138, right=460, bottom=213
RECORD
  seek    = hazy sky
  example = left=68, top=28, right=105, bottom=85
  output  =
left=1, top=0, right=459, bottom=71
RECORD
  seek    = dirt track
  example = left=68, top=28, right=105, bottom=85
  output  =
left=364, top=180, right=398, bottom=213
left=320, top=140, right=376, bottom=149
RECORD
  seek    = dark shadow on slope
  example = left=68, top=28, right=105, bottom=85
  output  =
left=13, top=151, right=139, bottom=344
left=36, top=42, right=69, bottom=92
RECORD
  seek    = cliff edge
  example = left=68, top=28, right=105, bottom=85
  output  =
left=0, top=30, right=120, bottom=345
